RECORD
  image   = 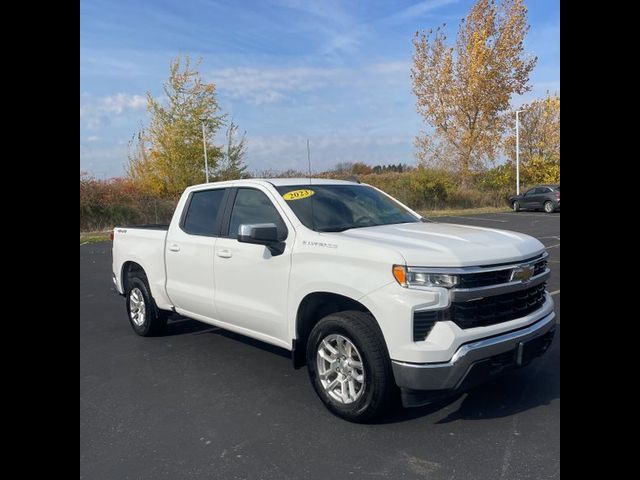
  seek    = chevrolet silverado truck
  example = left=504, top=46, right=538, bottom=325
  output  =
left=111, top=179, right=556, bottom=422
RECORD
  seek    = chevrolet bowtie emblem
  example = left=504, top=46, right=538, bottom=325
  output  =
left=510, top=265, right=535, bottom=283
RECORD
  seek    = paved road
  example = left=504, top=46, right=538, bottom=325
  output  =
left=80, top=212, right=559, bottom=480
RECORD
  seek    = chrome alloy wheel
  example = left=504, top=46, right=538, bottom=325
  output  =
left=316, top=334, right=365, bottom=404
left=129, top=287, right=146, bottom=326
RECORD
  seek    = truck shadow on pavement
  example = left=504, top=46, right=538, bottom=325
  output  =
left=374, top=327, right=560, bottom=425
left=161, top=316, right=559, bottom=425
left=163, top=317, right=215, bottom=335
left=164, top=316, right=292, bottom=360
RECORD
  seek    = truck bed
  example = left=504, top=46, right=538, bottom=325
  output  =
left=112, top=226, right=169, bottom=306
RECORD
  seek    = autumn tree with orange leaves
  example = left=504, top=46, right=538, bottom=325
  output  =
left=411, top=0, right=537, bottom=184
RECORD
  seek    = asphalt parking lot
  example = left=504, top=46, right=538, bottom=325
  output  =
left=80, top=212, right=559, bottom=480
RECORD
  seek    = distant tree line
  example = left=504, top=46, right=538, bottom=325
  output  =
left=331, top=162, right=414, bottom=175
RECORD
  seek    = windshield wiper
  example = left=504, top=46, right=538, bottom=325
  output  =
left=317, top=226, right=354, bottom=232
left=318, top=222, right=383, bottom=232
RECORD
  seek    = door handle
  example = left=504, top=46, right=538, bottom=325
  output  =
left=216, top=249, right=232, bottom=258
left=168, top=243, right=180, bottom=252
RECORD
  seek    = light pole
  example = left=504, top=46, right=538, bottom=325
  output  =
left=515, top=109, right=524, bottom=195
left=201, top=118, right=209, bottom=183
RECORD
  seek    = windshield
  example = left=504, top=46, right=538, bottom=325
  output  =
left=275, top=184, right=419, bottom=232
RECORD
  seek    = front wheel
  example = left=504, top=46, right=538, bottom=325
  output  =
left=513, top=201, right=521, bottom=212
left=544, top=201, right=555, bottom=213
left=306, top=311, right=396, bottom=422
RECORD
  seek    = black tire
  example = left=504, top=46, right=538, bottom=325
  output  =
left=125, top=275, right=167, bottom=336
left=306, top=311, right=396, bottom=422
left=513, top=201, right=521, bottom=212
left=543, top=201, right=555, bottom=213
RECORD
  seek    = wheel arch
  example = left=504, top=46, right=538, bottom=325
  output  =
left=121, top=261, right=147, bottom=293
left=292, top=291, right=381, bottom=369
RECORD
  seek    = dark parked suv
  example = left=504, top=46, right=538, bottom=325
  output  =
left=509, top=185, right=560, bottom=213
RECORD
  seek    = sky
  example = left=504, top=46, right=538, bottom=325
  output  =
left=80, top=0, right=559, bottom=178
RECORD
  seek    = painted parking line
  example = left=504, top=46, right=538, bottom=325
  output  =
left=550, top=290, right=560, bottom=296
left=496, top=212, right=559, bottom=218
left=545, top=244, right=560, bottom=249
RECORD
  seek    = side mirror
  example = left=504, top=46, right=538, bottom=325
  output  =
left=237, top=223, right=286, bottom=256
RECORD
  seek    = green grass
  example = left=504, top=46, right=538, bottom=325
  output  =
left=80, top=231, right=111, bottom=245
left=419, top=206, right=511, bottom=218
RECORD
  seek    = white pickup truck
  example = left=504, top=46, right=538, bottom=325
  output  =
left=112, top=178, right=555, bottom=422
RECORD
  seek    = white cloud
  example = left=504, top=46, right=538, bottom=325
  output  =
left=101, top=93, right=147, bottom=114
left=212, top=61, right=411, bottom=105
left=211, top=66, right=346, bottom=105
left=80, top=93, right=147, bottom=130
left=245, top=132, right=414, bottom=173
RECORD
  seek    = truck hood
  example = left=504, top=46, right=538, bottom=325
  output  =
left=337, top=221, right=545, bottom=267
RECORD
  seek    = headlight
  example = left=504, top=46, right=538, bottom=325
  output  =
left=392, top=265, right=458, bottom=288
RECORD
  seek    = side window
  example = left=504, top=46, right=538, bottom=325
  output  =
left=181, top=189, right=226, bottom=236
left=525, top=188, right=536, bottom=196
left=228, top=188, right=287, bottom=240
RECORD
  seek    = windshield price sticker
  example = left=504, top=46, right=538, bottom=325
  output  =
left=282, top=189, right=315, bottom=201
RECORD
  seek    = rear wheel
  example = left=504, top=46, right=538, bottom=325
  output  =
left=306, top=311, right=396, bottom=422
left=125, top=276, right=167, bottom=336
left=544, top=201, right=555, bottom=213
left=513, top=201, right=521, bottom=212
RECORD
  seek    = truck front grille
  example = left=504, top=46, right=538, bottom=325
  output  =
left=533, top=259, right=548, bottom=276
left=449, top=283, right=547, bottom=329
left=457, top=257, right=548, bottom=289
left=457, top=270, right=511, bottom=289
left=411, top=254, right=550, bottom=341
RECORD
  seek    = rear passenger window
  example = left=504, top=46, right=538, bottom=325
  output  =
left=181, top=189, right=226, bottom=236
left=228, top=188, right=287, bottom=240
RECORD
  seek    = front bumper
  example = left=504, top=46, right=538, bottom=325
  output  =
left=391, top=310, right=556, bottom=406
